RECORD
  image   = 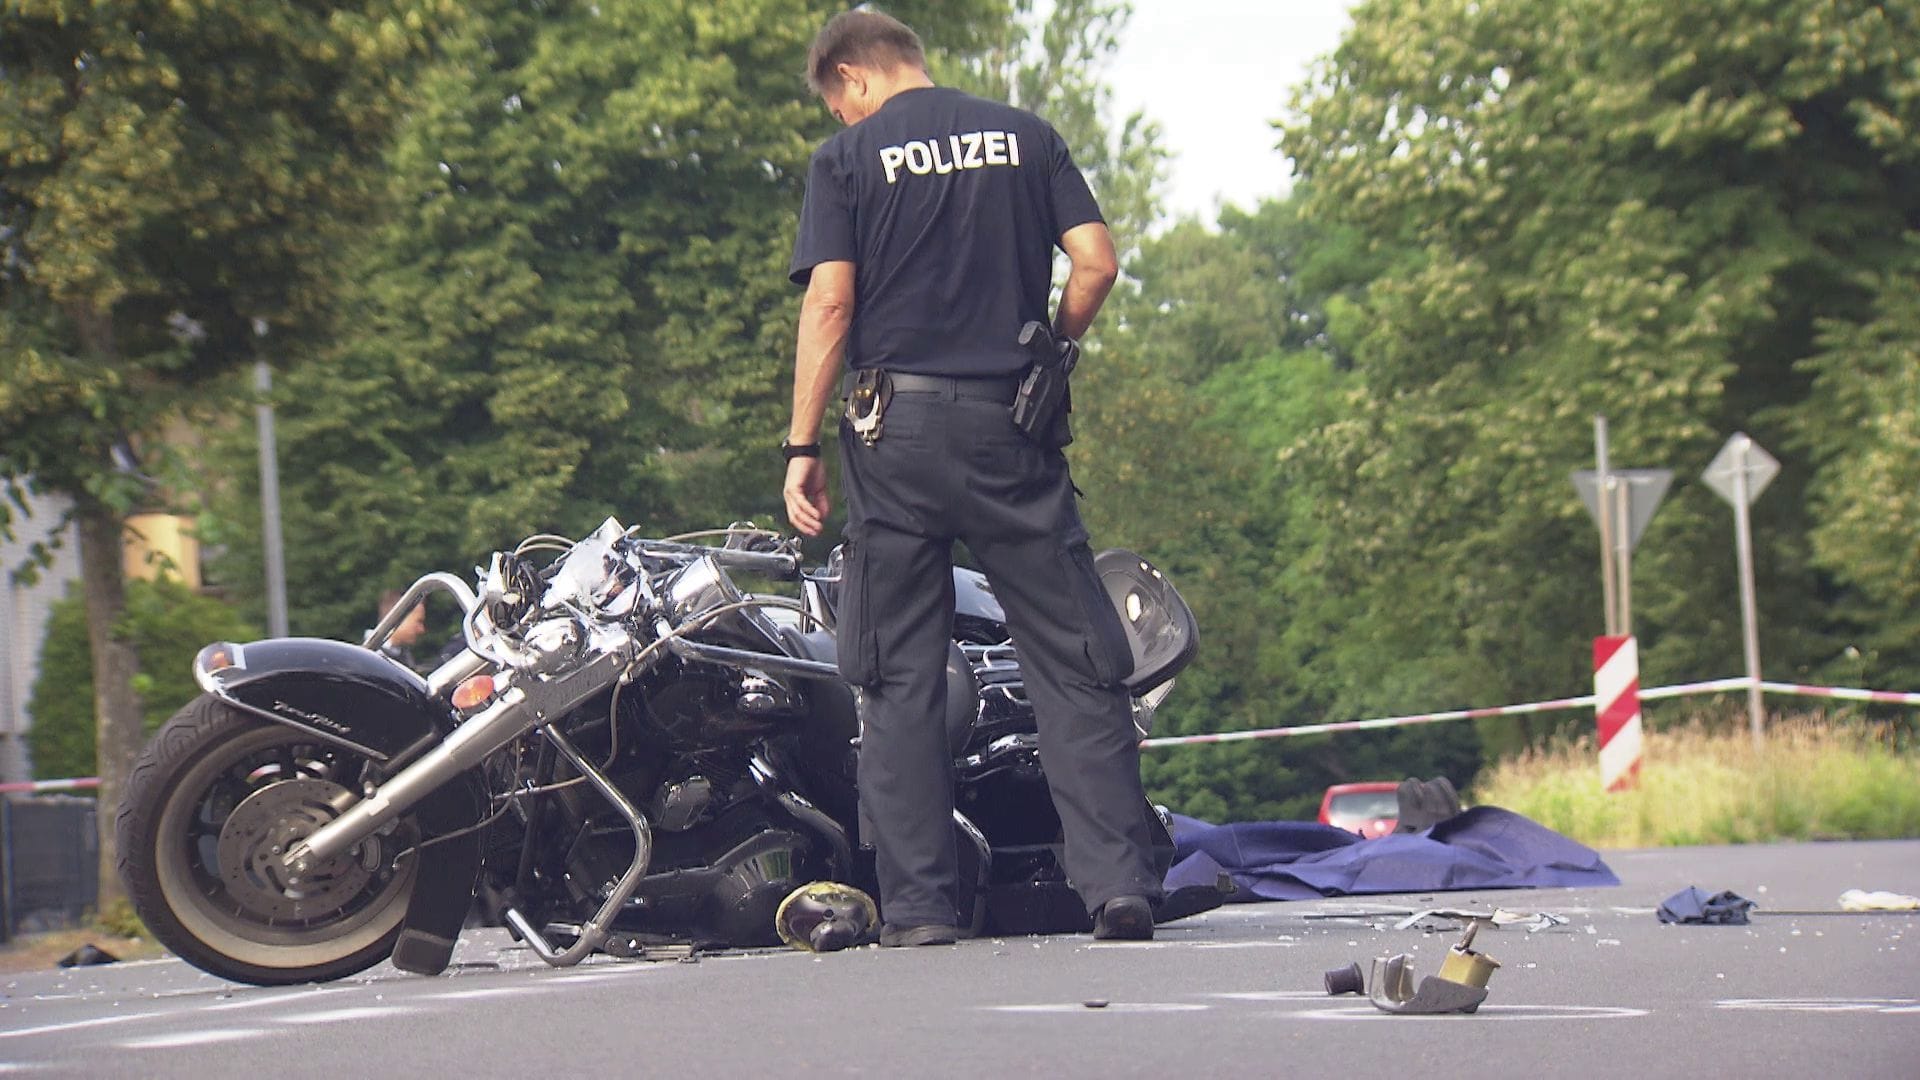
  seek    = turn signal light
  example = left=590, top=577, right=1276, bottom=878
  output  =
left=197, top=642, right=237, bottom=674
left=452, top=674, right=496, bottom=712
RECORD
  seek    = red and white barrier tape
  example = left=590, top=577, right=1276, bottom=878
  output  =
left=1138, top=692, right=1599, bottom=749
left=4, top=681, right=1912, bottom=775
left=1759, top=681, right=1920, bottom=706
left=1640, top=677, right=1753, bottom=701
left=0, top=776, right=100, bottom=795
left=1137, top=676, right=1913, bottom=750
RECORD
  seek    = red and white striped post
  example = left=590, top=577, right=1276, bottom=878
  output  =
left=1594, top=636, right=1643, bottom=792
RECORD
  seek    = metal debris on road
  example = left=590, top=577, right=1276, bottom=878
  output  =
left=1390, top=908, right=1569, bottom=933
left=1367, top=923, right=1501, bottom=1016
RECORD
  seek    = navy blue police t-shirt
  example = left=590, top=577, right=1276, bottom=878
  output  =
left=789, top=86, right=1104, bottom=377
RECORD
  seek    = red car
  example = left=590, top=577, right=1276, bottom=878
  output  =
left=1319, top=782, right=1400, bottom=838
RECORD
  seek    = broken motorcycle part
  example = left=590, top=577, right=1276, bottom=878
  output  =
left=1368, top=922, right=1500, bottom=1015
left=1324, top=961, right=1365, bottom=996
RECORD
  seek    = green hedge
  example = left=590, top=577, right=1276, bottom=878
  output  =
left=26, top=579, right=256, bottom=779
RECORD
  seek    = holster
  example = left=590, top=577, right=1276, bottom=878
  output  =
left=845, top=368, right=891, bottom=445
left=1012, top=321, right=1078, bottom=449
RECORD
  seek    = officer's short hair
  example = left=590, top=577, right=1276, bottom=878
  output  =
left=805, top=9, right=926, bottom=97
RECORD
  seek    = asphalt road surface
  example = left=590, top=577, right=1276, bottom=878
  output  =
left=4, top=840, right=1917, bottom=1078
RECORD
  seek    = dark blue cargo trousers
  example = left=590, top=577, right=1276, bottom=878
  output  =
left=834, top=376, right=1163, bottom=928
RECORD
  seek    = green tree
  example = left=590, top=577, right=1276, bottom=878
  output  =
left=199, top=0, right=1121, bottom=642
left=1089, top=195, right=1436, bottom=817
left=1268, top=0, right=1920, bottom=746
left=1794, top=238, right=1920, bottom=690
left=1, top=0, right=447, bottom=906
left=27, top=579, right=255, bottom=780
left=947, top=0, right=1165, bottom=249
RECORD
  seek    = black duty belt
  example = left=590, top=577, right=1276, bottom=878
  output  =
left=842, top=370, right=1021, bottom=405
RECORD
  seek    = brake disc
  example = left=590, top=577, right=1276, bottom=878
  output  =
left=216, top=777, right=382, bottom=922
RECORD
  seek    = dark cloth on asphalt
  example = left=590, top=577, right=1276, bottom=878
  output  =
left=1656, top=885, right=1756, bottom=925
left=1163, top=806, right=1620, bottom=901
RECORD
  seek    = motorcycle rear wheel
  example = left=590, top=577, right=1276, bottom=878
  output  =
left=116, top=694, right=420, bottom=985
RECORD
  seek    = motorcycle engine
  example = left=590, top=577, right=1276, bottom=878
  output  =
left=563, top=797, right=815, bottom=948
left=637, top=662, right=801, bottom=751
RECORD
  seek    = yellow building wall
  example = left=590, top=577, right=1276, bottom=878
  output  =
left=123, top=513, right=202, bottom=590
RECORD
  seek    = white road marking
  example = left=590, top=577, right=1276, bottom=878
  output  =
left=540, top=969, right=644, bottom=984
left=984, top=1002, right=1210, bottom=1014
left=118, top=1028, right=265, bottom=1049
left=418, top=986, right=538, bottom=1001
left=203, top=987, right=352, bottom=1012
left=0, top=1013, right=166, bottom=1042
left=1209, top=991, right=1335, bottom=1002
left=1717, top=998, right=1919, bottom=1014
left=275, top=1006, right=413, bottom=1024
left=1291, top=1004, right=1648, bottom=1022
left=0, top=986, right=352, bottom=1043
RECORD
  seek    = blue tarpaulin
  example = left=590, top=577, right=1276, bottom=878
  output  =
left=1165, top=806, right=1619, bottom=901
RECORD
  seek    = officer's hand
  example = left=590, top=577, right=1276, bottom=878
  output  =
left=784, top=457, right=830, bottom=537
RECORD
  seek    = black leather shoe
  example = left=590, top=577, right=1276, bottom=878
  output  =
left=1092, top=896, right=1154, bottom=941
left=879, top=923, right=958, bottom=948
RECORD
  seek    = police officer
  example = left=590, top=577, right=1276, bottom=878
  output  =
left=781, top=10, right=1162, bottom=946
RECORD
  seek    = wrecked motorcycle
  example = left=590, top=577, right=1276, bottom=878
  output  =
left=115, top=520, right=1210, bottom=985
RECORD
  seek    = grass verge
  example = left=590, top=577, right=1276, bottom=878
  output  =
left=1471, top=713, right=1920, bottom=848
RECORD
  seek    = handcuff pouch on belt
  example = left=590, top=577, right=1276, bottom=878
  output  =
left=1012, top=320, right=1078, bottom=450
left=845, top=368, right=892, bottom=446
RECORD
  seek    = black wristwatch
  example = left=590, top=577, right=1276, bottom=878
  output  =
left=781, top=437, right=821, bottom=461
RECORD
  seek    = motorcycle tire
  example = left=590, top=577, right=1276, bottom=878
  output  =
left=115, top=694, right=420, bottom=985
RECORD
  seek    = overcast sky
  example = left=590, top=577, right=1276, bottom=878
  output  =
left=1106, top=0, right=1360, bottom=222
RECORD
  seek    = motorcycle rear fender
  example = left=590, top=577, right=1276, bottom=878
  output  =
left=194, top=637, right=456, bottom=765
left=194, top=638, right=489, bottom=976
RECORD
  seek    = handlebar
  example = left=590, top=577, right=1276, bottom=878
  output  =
left=363, top=572, right=481, bottom=650
left=630, top=539, right=801, bottom=580
left=447, top=523, right=803, bottom=673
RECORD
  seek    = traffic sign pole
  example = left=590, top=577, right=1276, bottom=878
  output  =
left=1613, top=479, right=1632, bottom=634
left=1576, top=418, right=1670, bottom=639
left=1731, top=441, right=1765, bottom=747
left=1594, top=418, right=1618, bottom=636
left=1704, top=432, right=1779, bottom=750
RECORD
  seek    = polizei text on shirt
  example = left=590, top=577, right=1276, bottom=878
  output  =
left=879, top=130, right=1023, bottom=184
